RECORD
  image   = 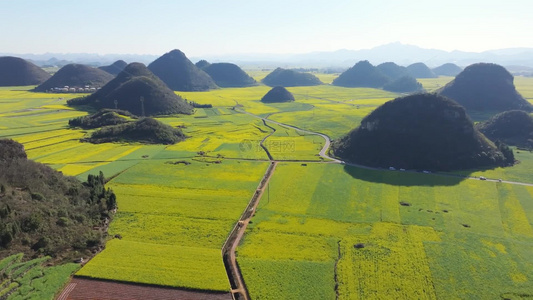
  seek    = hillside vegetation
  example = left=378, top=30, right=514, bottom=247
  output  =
left=84, top=117, right=186, bottom=145
left=0, top=56, right=51, bottom=87
left=0, top=139, right=117, bottom=262
left=69, top=109, right=136, bottom=129
left=439, top=63, right=532, bottom=112
left=477, top=110, right=533, bottom=148
left=332, top=93, right=509, bottom=171
left=68, top=63, right=193, bottom=116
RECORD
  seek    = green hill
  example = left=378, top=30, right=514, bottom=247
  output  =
left=148, top=49, right=217, bottom=91
left=406, top=62, right=437, bottom=78
left=69, top=109, right=136, bottom=129
left=332, top=61, right=389, bottom=88
left=0, top=56, right=51, bottom=86
left=382, top=76, right=423, bottom=93
left=261, top=86, right=295, bottom=103
left=432, top=63, right=462, bottom=76
left=262, top=68, right=322, bottom=87
left=98, top=60, right=127, bottom=75
left=332, top=93, right=509, bottom=171
left=0, top=139, right=116, bottom=262
left=439, top=63, right=532, bottom=112
left=84, top=117, right=186, bottom=144
left=195, top=60, right=211, bottom=69
left=203, top=63, right=256, bottom=87
left=68, top=63, right=193, bottom=116
left=34, top=64, right=114, bottom=92
left=477, top=110, right=533, bottom=148
left=376, top=62, right=409, bottom=80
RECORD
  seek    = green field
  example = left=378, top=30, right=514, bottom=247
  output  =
left=0, top=254, right=79, bottom=300
left=1, top=74, right=533, bottom=298
left=238, top=163, right=533, bottom=299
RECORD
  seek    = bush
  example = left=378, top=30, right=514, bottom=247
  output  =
left=31, top=192, right=45, bottom=201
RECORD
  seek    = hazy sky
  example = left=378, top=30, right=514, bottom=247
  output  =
left=2, top=0, right=532, bottom=56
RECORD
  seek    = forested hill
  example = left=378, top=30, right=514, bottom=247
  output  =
left=0, top=139, right=117, bottom=263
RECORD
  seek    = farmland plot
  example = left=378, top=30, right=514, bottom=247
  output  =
left=238, top=163, right=533, bottom=299
left=78, top=159, right=268, bottom=290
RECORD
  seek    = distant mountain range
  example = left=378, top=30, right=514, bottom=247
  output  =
left=203, top=43, right=533, bottom=69
left=2, top=42, right=533, bottom=70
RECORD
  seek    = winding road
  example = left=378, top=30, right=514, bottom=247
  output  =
left=235, top=107, right=533, bottom=186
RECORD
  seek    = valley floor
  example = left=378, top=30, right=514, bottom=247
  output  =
left=1, top=77, right=533, bottom=299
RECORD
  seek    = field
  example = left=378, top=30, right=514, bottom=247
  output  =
left=1, top=75, right=533, bottom=298
left=238, top=163, right=533, bottom=299
left=0, top=254, right=79, bottom=300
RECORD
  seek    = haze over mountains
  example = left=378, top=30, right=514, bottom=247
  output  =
left=3, top=43, right=533, bottom=69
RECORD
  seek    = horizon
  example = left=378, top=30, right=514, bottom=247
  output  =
left=3, top=41, right=532, bottom=58
left=2, top=0, right=533, bottom=57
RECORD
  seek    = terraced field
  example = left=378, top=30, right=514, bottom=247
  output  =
left=0, top=254, right=79, bottom=300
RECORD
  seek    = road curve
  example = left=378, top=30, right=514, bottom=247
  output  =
left=235, top=108, right=341, bottom=163
left=234, top=107, right=533, bottom=187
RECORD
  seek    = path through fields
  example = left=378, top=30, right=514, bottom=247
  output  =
left=222, top=162, right=278, bottom=300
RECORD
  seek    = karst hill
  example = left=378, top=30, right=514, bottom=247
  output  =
left=34, top=64, right=114, bottom=92
left=432, top=63, right=462, bottom=76
left=261, top=86, right=295, bottom=103
left=333, top=61, right=422, bottom=93
left=439, top=63, right=532, bottom=112
left=406, top=62, right=437, bottom=78
left=382, top=76, right=423, bottom=93
left=82, top=117, right=186, bottom=145
left=98, top=60, right=128, bottom=75
left=0, top=56, right=51, bottom=86
left=477, top=110, right=533, bottom=148
left=262, top=68, right=322, bottom=87
left=332, top=60, right=390, bottom=88
left=332, top=93, right=509, bottom=171
left=202, top=62, right=256, bottom=87
left=376, top=62, right=409, bottom=80
left=68, top=62, right=193, bottom=116
left=148, top=49, right=217, bottom=91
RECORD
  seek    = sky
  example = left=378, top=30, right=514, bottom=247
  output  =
left=2, top=0, right=532, bottom=56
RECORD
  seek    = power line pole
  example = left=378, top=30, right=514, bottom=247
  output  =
left=114, top=99, right=118, bottom=110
